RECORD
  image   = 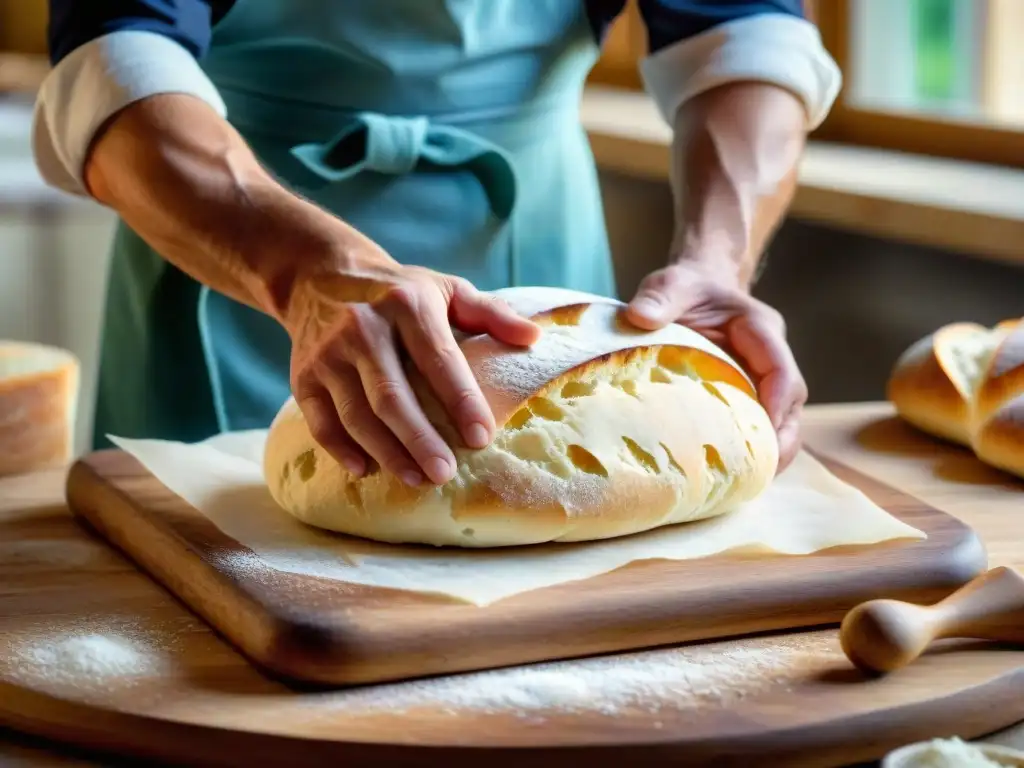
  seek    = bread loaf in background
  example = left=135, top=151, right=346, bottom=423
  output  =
left=0, top=342, right=80, bottom=476
left=263, top=287, right=779, bottom=548
left=887, top=318, right=1024, bottom=480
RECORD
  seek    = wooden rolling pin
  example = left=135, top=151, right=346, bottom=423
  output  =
left=840, top=566, right=1024, bottom=674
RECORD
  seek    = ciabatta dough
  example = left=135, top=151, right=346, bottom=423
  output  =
left=264, top=287, right=779, bottom=547
left=887, top=318, right=1024, bottom=480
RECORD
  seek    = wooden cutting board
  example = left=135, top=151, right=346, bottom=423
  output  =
left=1, top=463, right=1024, bottom=768
left=63, top=444, right=987, bottom=687
left=3, top=404, right=1024, bottom=767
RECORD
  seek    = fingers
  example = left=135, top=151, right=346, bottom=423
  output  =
left=623, top=262, right=808, bottom=473
left=292, top=273, right=531, bottom=487
left=728, top=307, right=806, bottom=429
left=449, top=282, right=540, bottom=346
left=624, top=268, right=684, bottom=330
left=390, top=289, right=497, bottom=451
left=334, top=306, right=458, bottom=486
left=354, top=351, right=457, bottom=486
left=775, top=400, right=804, bottom=473
left=296, top=368, right=425, bottom=486
left=727, top=304, right=807, bottom=472
left=294, top=277, right=509, bottom=487
left=292, top=384, right=367, bottom=476
left=295, top=301, right=459, bottom=486
left=321, top=363, right=432, bottom=487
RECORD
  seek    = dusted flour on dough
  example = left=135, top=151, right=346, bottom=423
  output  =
left=263, top=291, right=779, bottom=548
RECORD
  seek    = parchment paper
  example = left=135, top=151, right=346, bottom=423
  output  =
left=109, top=432, right=926, bottom=606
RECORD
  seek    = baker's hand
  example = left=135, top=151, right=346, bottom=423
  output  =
left=624, top=262, right=806, bottom=471
left=285, top=263, right=540, bottom=487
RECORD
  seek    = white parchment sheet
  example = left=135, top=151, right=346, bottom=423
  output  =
left=110, top=432, right=925, bottom=606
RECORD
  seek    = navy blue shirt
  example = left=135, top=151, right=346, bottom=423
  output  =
left=48, top=0, right=806, bottom=65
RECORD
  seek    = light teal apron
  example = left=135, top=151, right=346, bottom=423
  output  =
left=93, top=0, right=616, bottom=447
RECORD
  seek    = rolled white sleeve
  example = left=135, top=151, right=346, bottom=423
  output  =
left=639, top=14, right=842, bottom=130
left=32, top=30, right=227, bottom=198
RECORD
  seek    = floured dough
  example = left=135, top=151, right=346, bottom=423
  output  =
left=263, top=288, right=779, bottom=547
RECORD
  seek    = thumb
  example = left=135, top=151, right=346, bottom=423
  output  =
left=449, top=283, right=540, bottom=347
left=625, top=269, right=688, bottom=330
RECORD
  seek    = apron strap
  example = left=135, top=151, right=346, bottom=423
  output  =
left=290, top=112, right=517, bottom=220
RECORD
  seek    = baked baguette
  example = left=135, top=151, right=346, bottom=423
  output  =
left=0, top=341, right=79, bottom=476
left=887, top=318, right=1024, bottom=479
left=263, top=287, right=779, bottom=547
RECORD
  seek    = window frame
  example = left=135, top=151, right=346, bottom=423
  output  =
left=587, top=0, right=646, bottom=90
left=813, top=0, right=1024, bottom=169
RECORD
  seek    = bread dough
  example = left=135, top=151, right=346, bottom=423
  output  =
left=263, top=288, right=779, bottom=547
left=888, top=318, right=1024, bottom=479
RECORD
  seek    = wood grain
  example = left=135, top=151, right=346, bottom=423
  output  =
left=63, top=444, right=985, bottom=687
left=1, top=403, right=1023, bottom=768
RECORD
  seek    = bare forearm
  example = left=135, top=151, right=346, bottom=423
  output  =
left=668, top=82, right=807, bottom=289
left=84, top=94, right=397, bottom=323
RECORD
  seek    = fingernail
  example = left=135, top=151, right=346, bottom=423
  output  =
left=631, top=297, right=663, bottom=318
left=400, top=469, right=424, bottom=487
left=342, top=455, right=366, bottom=476
left=464, top=422, right=490, bottom=449
left=424, top=457, right=455, bottom=485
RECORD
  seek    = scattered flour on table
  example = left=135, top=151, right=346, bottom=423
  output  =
left=308, top=633, right=841, bottom=719
left=3, top=619, right=186, bottom=691
left=20, top=634, right=153, bottom=678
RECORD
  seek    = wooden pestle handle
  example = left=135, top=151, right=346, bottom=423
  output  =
left=840, top=566, right=1024, bottom=674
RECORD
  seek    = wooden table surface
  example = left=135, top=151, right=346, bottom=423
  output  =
left=1, top=402, right=1023, bottom=766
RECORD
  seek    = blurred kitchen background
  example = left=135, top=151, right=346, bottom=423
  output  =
left=1, top=0, right=1022, bottom=456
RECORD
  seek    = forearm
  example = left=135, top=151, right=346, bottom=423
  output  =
left=668, top=81, right=807, bottom=289
left=84, top=93, right=398, bottom=323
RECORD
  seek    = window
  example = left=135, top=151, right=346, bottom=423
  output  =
left=815, top=0, right=1024, bottom=167
left=587, top=0, right=1024, bottom=168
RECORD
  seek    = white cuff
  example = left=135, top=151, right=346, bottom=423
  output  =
left=639, top=14, right=842, bottom=130
left=32, top=30, right=227, bottom=198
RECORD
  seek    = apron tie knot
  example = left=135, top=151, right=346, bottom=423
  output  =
left=290, top=111, right=517, bottom=219
left=362, top=113, right=428, bottom=175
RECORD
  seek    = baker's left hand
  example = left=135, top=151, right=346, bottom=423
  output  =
left=624, top=261, right=806, bottom=472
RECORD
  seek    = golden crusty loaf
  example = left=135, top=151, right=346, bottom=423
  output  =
left=0, top=341, right=79, bottom=477
left=887, top=318, right=1024, bottom=479
left=263, top=287, right=779, bottom=548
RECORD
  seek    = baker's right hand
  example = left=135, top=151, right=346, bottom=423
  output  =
left=284, top=259, right=540, bottom=487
